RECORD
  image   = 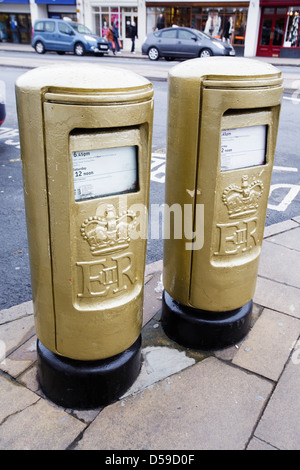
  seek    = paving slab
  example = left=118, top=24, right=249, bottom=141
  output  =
left=0, top=300, right=33, bottom=325
left=75, top=357, right=273, bottom=450
left=266, top=226, right=300, bottom=251
left=233, top=308, right=300, bottom=381
left=0, top=314, right=35, bottom=358
left=0, top=334, right=36, bottom=378
left=142, top=271, right=164, bottom=326
left=0, top=374, right=39, bottom=424
left=258, top=239, right=300, bottom=289
left=0, top=396, right=86, bottom=450
left=247, top=436, right=278, bottom=450
left=122, top=345, right=196, bottom=398
left=255, top=356, right=300, bottom=450
left=254, top=277, right=300, bottom=318
left=263, top=219, right=299, bottom=238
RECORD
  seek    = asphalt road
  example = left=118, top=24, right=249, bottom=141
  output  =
left=0, top=62, right=300, bottom=309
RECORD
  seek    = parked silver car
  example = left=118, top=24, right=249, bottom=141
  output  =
left=142, top=26, right=235, bottom=61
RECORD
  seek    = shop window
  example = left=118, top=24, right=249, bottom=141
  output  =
left=234, top=9, right=247, bottom=45
left=273, top=17, right=285, bottom=46
left=146, top=6, right=247, bottom=46
left=147, top=7, right=157, bottom=33
left=92, top=6, right=122, bottom=39
left=284, top=7, right=300, bottom=48
left=261, top=17, right=272, bottom=46
left=0, top=13, right=31, bottom=44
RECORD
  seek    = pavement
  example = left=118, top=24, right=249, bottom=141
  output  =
left=0, top=217, right=300, bottom=450
left=0, top=42, right=300, bottom=451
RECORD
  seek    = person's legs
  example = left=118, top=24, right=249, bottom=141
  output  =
left=131, top=38, right=135, bottom=52
left=115, top=37, right=120, bottom=52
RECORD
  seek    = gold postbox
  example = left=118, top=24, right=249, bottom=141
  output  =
left=16, top=64, right=153, bottom=408
left=162, top=57, right=283, bottom=350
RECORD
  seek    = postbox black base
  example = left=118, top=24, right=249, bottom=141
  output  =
left=162, top=290, right=252, bottom=350
left=36, top=335, right=142, bottom=410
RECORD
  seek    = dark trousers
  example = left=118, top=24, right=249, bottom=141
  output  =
left=114, top=37, right=120, bottom=51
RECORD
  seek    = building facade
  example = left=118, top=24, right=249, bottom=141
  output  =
left=0, top=0, right=299, bottom=57
left=256, top=0, right=300, bottom=57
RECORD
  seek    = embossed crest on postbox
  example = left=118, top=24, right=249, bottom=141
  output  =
left=80, top=204, right=137, bottom=255
left=215, top=176, right=264, bottom=256
left=222, top=175, right=264, bottom=219
left=77, top=204, right=138, bottom=298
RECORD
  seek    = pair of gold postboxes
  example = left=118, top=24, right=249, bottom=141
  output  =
left=16, top=58, right=283, bottom=408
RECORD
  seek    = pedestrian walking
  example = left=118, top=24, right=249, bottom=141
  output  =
left=129, top=22, right=137, bottom=53
left=106, top=26, right=115, bottom=54
left=112, top=22, right=121, bottom=53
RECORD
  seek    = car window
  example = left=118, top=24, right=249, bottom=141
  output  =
left=160, top=30, right=177, bottom=39
left=71, top=23, right=93, bottom=34
left=34, top=21, right=44, bottom=32
left=45, top=21, right=55, bottom=33
left=58, top=22, right=72, bottom=35
left=178, top=30, right=196, bottom=40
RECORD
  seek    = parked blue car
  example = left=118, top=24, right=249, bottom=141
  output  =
left=32, top=18, right=109, bottom=56
left=0, top=82, right=5, bottom=127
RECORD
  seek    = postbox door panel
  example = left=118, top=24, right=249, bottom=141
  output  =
left=189, top=85, right=282, bottom=312
left=43, top=102, right=152, bottom=360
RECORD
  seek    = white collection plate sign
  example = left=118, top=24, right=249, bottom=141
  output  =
left=72, top=145, right=138, bottom=201
left=221, top=125, right=267, bottom=171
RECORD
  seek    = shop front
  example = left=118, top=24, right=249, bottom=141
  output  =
left=145, top=2, right=249, bottom=54
left=0, top=0, right=77, bottom=43
left=257, top=0, right=300, bottom=57
left=34, top=0, right=77, bottom=23
left=91, top=4, right=138, bottom=50
left=0, top=0, right=31, bottom=43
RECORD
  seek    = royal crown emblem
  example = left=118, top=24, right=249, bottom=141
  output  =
left=222, top=176, right=264, bottom=219
left=80, top=204, right=137, bottom=255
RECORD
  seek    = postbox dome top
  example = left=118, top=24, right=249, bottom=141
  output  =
left=169, top=57, right=282, bottom=85
left=16, top=64, right=153, bottom=104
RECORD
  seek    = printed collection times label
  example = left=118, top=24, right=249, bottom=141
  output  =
left=221, top=125, right=267, bottom=171
left=72, top=146, right=138, bottom=201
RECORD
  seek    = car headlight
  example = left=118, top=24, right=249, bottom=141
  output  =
left=84, top=35, right=97, bottom=42
left=213, top=41, right=225, bottom=50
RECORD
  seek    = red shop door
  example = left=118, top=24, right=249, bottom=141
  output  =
left=257, top=8, right=287, bottom=57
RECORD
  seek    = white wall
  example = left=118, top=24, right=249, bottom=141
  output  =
left=244, top=0, right=261, bottom=57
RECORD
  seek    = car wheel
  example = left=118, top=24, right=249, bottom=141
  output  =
left=74, top=42, right=85, bottom=56
left=199, top=48, right=213, bottom=58
left=35, top=41, right=45, bottom=54
left=148, top=47, right=159, bottom=61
